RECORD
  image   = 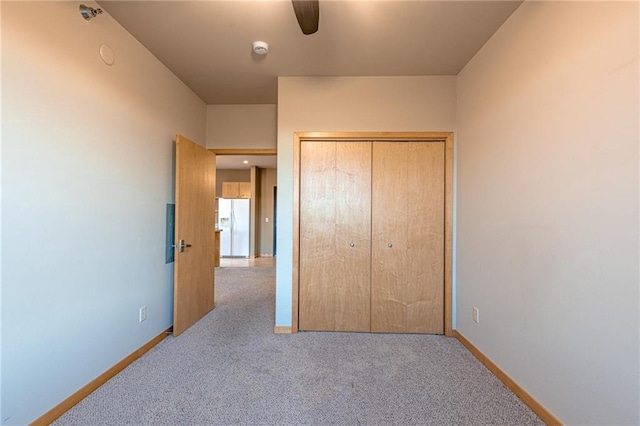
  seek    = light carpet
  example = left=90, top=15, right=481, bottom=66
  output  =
left=54, top=266, right=542, bottom=425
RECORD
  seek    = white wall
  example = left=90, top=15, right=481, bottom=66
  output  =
left=456, top=2, right=639, bottom=424
left=276, top=76, right=456, bottom=326
left=206, top=104, right=277, bottom=149
left=1, top=2, right=206, bottom=424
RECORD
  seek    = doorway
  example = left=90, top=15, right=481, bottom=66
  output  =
left=211, top=148, right=277, bottom=262
left=212, top=149, right=277, bottom=334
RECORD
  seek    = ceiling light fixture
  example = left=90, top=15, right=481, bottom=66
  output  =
left=252, top=41, right=269, bottom=55
left=243, top=160, right=249, bottom=164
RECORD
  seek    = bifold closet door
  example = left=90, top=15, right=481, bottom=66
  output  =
left=371, top=142, right=445, bottom=334
left=299, top=141, right=372, bottom=332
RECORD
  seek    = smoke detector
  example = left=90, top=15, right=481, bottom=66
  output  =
left=252, top=41, right=269, bottom=55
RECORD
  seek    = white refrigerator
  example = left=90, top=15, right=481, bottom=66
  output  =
left=218, top=198, right=250, bottom=258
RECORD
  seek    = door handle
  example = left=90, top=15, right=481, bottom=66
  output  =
left=173, top=239, right=192, bottom=253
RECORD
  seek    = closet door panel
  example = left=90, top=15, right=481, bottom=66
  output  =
left=299, top=141, right=371, bottom=332
left=371, top=142, right=445, bottom=334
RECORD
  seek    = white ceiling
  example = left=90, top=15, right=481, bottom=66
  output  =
left=97, top=0, right=523, bottom=104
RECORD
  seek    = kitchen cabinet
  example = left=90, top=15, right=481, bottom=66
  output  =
left=221, top=181, right=251, bottom=198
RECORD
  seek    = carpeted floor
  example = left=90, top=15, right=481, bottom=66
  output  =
left=55, top=266, right=542, bottom=425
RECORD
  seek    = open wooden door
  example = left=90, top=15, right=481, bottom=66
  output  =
left=173, top=134, right=216, bottom=337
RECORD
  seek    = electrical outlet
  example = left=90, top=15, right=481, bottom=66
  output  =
left=139, top=306, right=147, bottom=323
left=473, top=307, right=480, bottom=323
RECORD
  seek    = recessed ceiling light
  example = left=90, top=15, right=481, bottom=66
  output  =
left=243, top=160, right=249, bottom=164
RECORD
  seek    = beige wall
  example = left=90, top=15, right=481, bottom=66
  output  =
left=456, top=2, right=638, bottom=424
left=2, top=2, right=206, bottom=424
left=275, top=76, right=456, bottom=325
left=206, top=104, right=277, bottom=149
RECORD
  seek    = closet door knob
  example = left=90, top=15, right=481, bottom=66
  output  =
left=388, top=243, right=393, bottom=248
left=349, top=242, right=355, bottom=248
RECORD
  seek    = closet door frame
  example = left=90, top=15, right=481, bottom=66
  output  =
left=292, top=132, right=454, bottom=336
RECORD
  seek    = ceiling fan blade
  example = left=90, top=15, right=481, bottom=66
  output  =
left=291, top=0, right=319, bottom=35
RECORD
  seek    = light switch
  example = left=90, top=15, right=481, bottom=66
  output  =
left=265, top=217, right=269, bottom=223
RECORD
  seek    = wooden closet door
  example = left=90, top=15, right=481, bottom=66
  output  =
left=299, top=141, right=371, bottom=332
left=371, top=142, right=445, bottom=334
